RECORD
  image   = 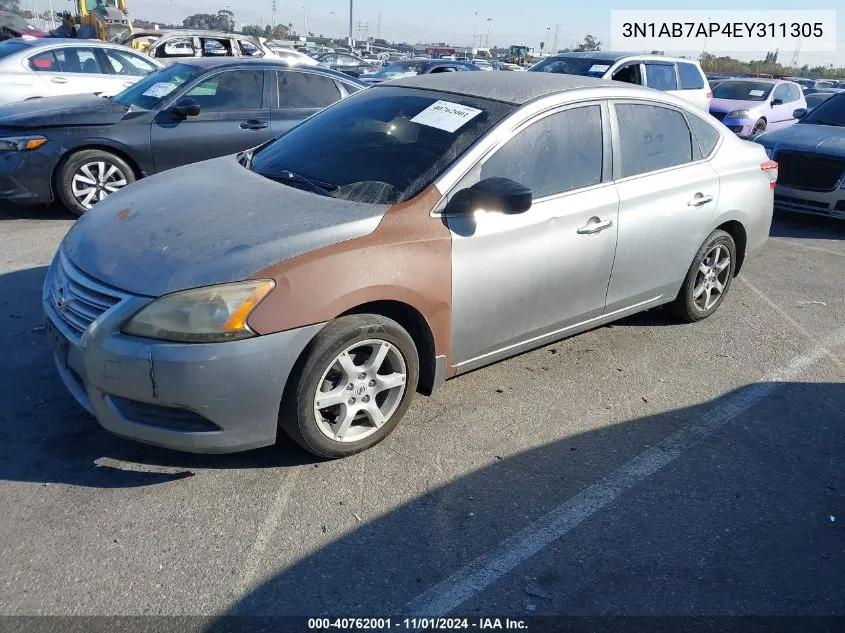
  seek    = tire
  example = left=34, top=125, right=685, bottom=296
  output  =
left=56, top=149, right=135, bottom=216
left=672, top=229, right=737, bottom=323
left=279, top=314, right=420, bottom=459
left=751, top=118, right=767, bottom=136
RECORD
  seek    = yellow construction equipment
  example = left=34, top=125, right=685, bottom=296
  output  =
left=507, top=45, right=530, bottom=66
left=55, top=0, right=137, bottom=46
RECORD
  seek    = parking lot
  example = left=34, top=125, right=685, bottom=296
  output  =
left=0, top=202, right=842, bottom=621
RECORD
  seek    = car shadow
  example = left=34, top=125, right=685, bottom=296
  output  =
left=770, top=211, right=845, bottom=240
left=208, top=381, right=845, bottom=622
left=0, top=201, right=75, bottom=221
left=0, top=264, right=317, bottom=490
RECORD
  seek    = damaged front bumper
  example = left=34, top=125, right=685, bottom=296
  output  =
left=42, top=252, right=324, bottom=453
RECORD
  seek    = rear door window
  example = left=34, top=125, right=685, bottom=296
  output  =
left=677, top=62, right=704, bottom=90
left=480, top=105, right=604, bottom=198
left=277, top=71, right=341, bottom=108
left=645, top=63, right=678, bottom=91
left=615, top=103, right=693, bottom=177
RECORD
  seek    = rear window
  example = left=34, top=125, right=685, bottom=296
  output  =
left=678, top=62, right=705, bottom=90
left=249, top=86, right=515, bottom=204
left=529, top=56, right=612, bottom=78
left=801, top=93, right=845, bottom=127
left=0, top=40, right=29, bottom=60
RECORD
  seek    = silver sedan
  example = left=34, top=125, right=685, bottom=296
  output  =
left=0, top=38, right=161, bottom=105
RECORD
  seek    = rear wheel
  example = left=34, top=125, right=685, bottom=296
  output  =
left=56, top=149, right=135, bottom=216
left=672, top=229, right=736, bottom=323
left=279, top=314, right=419, bottom=459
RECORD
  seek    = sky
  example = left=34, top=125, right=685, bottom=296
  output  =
left=95, top=0, right=843, bottom=67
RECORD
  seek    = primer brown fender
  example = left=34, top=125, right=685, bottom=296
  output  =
left=247, top=185, right=454, bottom=367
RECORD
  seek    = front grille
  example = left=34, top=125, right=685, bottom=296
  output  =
left=46, top=252, right=126, bottom=340
left=774, top=151, right=845, bottom=192
left=710, top=111, right=727, bottom=121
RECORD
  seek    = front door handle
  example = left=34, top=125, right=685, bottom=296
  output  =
left=50, top=77, right=68, bottom=84
left=688, top=193, right=714, bottom=207
left=240, top=120, right=269, bottom=130
left=577, top=217, right=614, bottom=235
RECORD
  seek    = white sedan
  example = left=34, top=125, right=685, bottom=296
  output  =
left=0, top=38, right=161, bottom=106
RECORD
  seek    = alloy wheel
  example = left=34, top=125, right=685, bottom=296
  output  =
left=693, top=244, right=731, bottom=311
left=313, top=339, right=408, bottom=443
left=71, top=161, right=129, bottom=210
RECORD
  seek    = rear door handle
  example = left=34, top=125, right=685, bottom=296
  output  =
left=577, top=217, right=614, bottom=235
left=240, top=120, right=269, bottom=130
left=50, top=77, right=68, bottom=84
left=688, top=193, right=714, bottom=207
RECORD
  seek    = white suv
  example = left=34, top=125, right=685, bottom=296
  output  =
left=530, top=52, right=712, bottom=111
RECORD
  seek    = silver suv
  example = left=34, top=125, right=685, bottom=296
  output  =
left=530, top=51, right=712, bottom=112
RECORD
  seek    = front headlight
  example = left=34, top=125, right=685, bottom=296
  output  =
left=726, top=110, right=750, bottom=119
left=0, top=135, right=48, bottom=152
left=122, top=280, right=275, bottom=343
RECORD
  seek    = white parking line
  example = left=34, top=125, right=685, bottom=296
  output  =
left=230, top=468, right=302, bottom=603
left=738, top=276, right=845, bottom=372
left=405, top=325, right=845, bottom=616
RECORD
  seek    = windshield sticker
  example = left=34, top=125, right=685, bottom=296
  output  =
left=410, top=100, right=483, bottom=133
left=588, top=64, right=611, bottom=73
left=142, top=82, right=179, bottom=98
left=748, top=89, right=766, bottom=97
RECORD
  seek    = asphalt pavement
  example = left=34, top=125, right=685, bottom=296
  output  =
left=0, top=204, right=843, bottom=627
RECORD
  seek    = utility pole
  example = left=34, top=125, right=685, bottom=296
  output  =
left=348, top=0, right=354, bottom=47
left=551, top=24, right=559, bottom=53
left=472, top=11, right=478, bottom=48
left=790, top=39, right=801, bottom=69
left=271, top=0, right=276, bottom=28
left=302, top=6, right=307, bottom=36
left=376, top=12, right=381, bottom=38
left=485, top=17, right=492, bottom=47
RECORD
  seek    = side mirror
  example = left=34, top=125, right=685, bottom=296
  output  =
left=771, top=98, right=784, bottom=106
left=465, top=177, right=533, bottom=214
left=792, top=107, right=808, bottom=120
left=172, top=97, right=201, bottom=118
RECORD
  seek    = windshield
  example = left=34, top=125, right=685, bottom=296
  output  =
left=529, top=56, right=612, bottom=78
left=801, top=93, right=845, bottom=126
left=371, top=61, right=423, bottom=79
left=112, top=63, right=203, bottom=109
left=712, top=81, right=773, bottom=101
left=0, top=13, right=29, bottom=29
left=249, top=86, right=515, bottom=204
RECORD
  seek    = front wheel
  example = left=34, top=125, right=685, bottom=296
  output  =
left=279, top=314, right=419, bottom=459
left=56, top=149, right=135, bottom=216
left=751, top=118, right=767, bottom=136
left=672, top=229, right=736, bottom=323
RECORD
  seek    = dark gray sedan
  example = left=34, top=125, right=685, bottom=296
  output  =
left=0, top=58, right=363, bottom=215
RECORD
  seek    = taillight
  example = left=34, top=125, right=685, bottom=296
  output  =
left=761, top=160, right=778, bottom=189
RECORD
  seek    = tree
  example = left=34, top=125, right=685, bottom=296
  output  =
left=539, top=41, right=545, bottom=52
left=575, top=34, right=601, bottom=52
left=241, top=24, right=262, bottom=37
left=272, top=24, right=288, bottom=40
left=216, top=9, right=234, bottom=32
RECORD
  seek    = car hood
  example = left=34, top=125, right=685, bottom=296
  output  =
left=61, top=155, right=390, bottom=297
left=753, top=123, right=845, bottom=157
left=0, top=94, right=130, bottom=128
left=709, top=97, right=767, bottom=114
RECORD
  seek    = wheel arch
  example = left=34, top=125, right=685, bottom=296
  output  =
left=715, top=219, right=748, bottom=275
left=50, top=143, right=144, bottom=200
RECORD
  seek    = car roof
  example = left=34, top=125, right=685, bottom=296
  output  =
left=717, top=77, right=790, bottom=85
left=382, top=71, right=619, bottom=105
left=548, top=51, right=701, bottom=65
left=0, top=38, right=134, bottom=50
left=173, top=57, right=365, bottom=82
